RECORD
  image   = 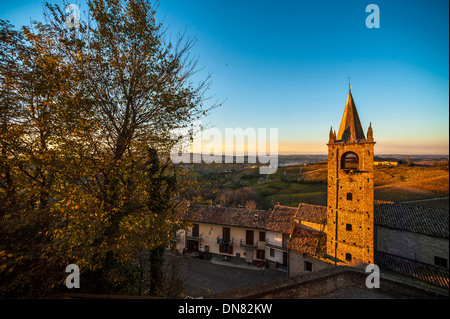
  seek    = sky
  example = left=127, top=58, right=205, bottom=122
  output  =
left=1, top=0, right=449, bottom=155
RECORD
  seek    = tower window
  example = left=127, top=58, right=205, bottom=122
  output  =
left=341, top=152, right=359, bottom=170
left=345, top=253, right=352, bottom=262
left=346, top=224, right=352, bottom=231
left=346, top=192, right=353, bottom=201
left=304, top=261, right=313, bottom=271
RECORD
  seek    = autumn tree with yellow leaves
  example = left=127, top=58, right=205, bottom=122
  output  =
left=0, top=0, right=214, bottom=297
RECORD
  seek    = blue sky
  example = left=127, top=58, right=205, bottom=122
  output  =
left=2, top=0, right=449, bottom=154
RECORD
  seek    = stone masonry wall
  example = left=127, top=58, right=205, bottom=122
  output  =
left=327, top=141, right=375, bottom=268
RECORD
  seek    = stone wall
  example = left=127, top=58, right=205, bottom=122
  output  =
left=207, top=266, right=448, bottom=299
left=288, top=250, right=332, bottom=277
left=327, top=141, right=375, bottom=268
left=376, top=225, right=449, bottom=267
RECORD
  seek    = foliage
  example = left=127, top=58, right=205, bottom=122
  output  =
left=0, top=0, right=213, bottom=297
left=215, top=187, right=268, bottom=209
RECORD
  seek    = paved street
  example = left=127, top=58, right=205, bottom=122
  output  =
left=176, top=256, right=287, bottom=298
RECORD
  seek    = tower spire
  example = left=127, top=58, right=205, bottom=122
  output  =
left=329, top=126, right=335, bottom=143
left=367, top=122, right=374, bottom=142
left=337, top=88, right=365, bottom=141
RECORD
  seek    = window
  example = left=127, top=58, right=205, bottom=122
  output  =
left=347, top=192, right=353, bottom=201
left=256, top=250, right=265, bottom=260
left=341, top=152, right=359, bottom=170
left=435, top=256, right=448, bottom=268
left=270, top=248, right=275, bottom=257
left=192, top=224, right=199, bottom=237
left=259, top=231, right=266, bottom=242
left=222, top=227, right=230, bottom=242
left=345, top=253, right=352, bottom=262
left=246, top=230, right=254, bottom=245
left=304, top=261, right=313, bottom=271
left=220, top=228, right=232, bottom=255
left=346, top=224, right=352, bottom=231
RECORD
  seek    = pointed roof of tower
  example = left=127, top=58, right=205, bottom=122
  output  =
left=336, top=90, right=366, bottom=141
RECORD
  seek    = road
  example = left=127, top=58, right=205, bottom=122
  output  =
left=176, top=256, right=287, bottom=298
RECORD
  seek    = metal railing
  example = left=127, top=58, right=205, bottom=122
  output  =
left=186, top=233, right=203, bottom=241
left=265, top=238, right=288, bottom=251
left=240, top=239, right=258, bottom=249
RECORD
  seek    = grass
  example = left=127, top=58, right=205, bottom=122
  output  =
left=191, top=161, right=449, bottom=208
left=374, top=165, right=449, bottom=186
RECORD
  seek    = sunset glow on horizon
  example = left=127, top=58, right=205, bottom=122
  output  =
left=2, top=0, right=448, bottom=155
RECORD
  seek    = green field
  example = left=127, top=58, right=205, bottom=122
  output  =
left=187, top=160, right=449, bottom=209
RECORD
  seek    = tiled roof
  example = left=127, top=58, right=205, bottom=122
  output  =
left=295, top=203, right=327, bottom=224
left=186, top=205, right=271, bottom=229
left=265, top=205, right=297, bottom=233
left=186, top=204, right=298, bottom=233
left=287, top=227, right=326, bottom=256
left=398, top=196, right=449, bottom=211
left=374, top=201, right=449, bottom=239
left=186, top=198, right=449, bottom=240
left=376, top=251, right=449, bottom=289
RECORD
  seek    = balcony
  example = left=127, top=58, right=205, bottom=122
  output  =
left=217, top=237, right=234, bottom=246
left=186, top=233, right=203, bottom=242
left=265, top=238, right=288, bottom=251
left=240, top=239, right=259, bottom=249
left=218, top=237, right=234, bottom=255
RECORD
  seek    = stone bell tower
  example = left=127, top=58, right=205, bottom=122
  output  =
left=326, top=87, right=375, bottom=268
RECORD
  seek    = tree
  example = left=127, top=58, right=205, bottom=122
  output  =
left=0, top=0, right=213, bottom=297
left=0, top=18, right=75, bottom=297
left=215, top=187, right=267, bottom=209
left=244, top=199, right=258, bottom=210
left=407, top=156, right=414, bottom=167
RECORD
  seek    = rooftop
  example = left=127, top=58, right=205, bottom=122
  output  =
left=186, top=198, right=449, bottom=240
left=374, top=200, right=449, bottom=239
left=264, top=205, right=297, bottom=233
left=295, top=202, right=327, bottom=224
left=287, top=227, right=326, bottom=256
left=186, top=205, right=271, bottom=230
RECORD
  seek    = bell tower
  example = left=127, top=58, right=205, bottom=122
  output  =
left=327, top=87, right=375, bottom=268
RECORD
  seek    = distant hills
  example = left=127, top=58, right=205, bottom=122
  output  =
left=183, top=154, right=449, bottom=209
left=179, top=154, right=448, bottom=166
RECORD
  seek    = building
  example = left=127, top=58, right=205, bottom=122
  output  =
left=182, top=205, right=270, bottom=263
left=263, top=205, right=297, bottom=268
left=181, top=205, right=299, bottom=266
left=374, top=200, right=449, bottom=287
left=374, top=161, right=399, bottom=166
left=326, top=88, right=376, bottom=268
left=288, top=203, right=329, bottom=276
left=177, top=88, right=448, bottom=292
